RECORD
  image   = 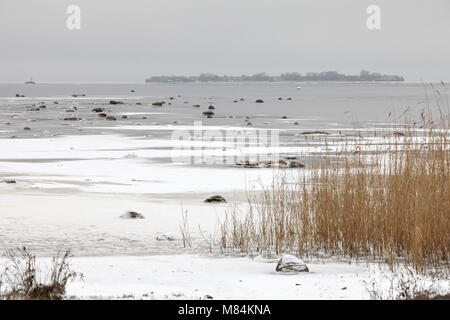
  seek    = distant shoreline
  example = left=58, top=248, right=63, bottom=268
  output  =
left=146, top=71, right=404, bottom=83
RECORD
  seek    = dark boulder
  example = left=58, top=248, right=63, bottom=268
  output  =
left=204, top=195, right=227, bottom=203
left=109, top=100, right=124, bottom=105
left=120, top=211, right=145, bottom=219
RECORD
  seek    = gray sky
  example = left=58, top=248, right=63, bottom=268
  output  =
left=1, top=0, right=449, bottom=82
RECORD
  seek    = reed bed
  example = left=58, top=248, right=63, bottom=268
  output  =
left=218, top=126, right=450, bottom=272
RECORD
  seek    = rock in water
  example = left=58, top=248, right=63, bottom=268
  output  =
left=120, top=211, right=145, bottom=219
left=255, top=99, right=264, bottom=103
left=109, top=100, right=124, bottom=105
left=276, top=254, right=309, bottom=273
left=204, top=195, right=227, bottom=203
left=202, top=111, right=214, bottom=117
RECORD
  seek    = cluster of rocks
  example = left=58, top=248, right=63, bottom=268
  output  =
left=0, top=179, right=16, bottom=184
left=90, top=107, right=117, bottom=120
left=235, top=158, right=305, bottom=169
left=300, top=130, right=330, bottom=136
left=156, top=234, right=176, bottom=241
left=66, top=106, right=77, bottom=112
left=27, top=105, right=46, bottom=112
left=202, top=111, right=214, bottom=118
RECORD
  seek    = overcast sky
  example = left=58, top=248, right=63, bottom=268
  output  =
left=0, top=0, right=449, bottom=82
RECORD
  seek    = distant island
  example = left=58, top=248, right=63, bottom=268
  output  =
left=145, top=70, right=404, bottom=83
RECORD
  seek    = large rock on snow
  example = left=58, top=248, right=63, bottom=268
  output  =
left=120, top=211, right=145, bottom=219
left=204, top=195, right=227, bottom=203
left=276, top=254, right=309, bottom=273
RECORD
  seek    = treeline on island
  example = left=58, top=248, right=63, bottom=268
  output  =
left=145, top=70, right=404, bottom=83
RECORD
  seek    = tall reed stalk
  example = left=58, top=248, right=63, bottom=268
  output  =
left=219, top=125, right=450, bottom=272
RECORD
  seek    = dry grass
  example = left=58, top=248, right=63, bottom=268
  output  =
left=363, top=266, right=449, bottom=300
left=218, top=122, right=450, bottom=272
left=0, top=247, right=82, bottom=300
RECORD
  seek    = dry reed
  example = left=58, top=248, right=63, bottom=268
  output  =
left=0, top=247, right=82, bottom=300
left=218, top=122, right=449, bottom=272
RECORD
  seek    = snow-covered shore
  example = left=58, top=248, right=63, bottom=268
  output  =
left=2, top=83, right=445, bottom=300
left=65, top=255, right=373, bottom=300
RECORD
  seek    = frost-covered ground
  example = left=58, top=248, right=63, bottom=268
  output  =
left=67, top=255, right=373, bottom=300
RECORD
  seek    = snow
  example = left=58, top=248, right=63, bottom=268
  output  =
left=66, top=255, right=373, bottom=300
